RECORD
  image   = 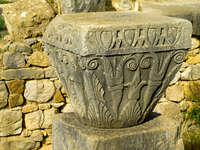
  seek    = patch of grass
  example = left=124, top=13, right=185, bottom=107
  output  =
left=183, top=104, right=200, bottom=125
left=0, top=17, right=5, bottom=30
left=0, top=0, right=13, bottom=4
left=191, top=97, right=200, bottom=103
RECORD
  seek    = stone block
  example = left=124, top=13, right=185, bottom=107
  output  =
left=24, top=80, right=55, bottom=103
left=6, top=79, right=25, bottom=94
left=25, top=110, right=44, bottom=130
left=53, top=113, right=183, bottom=150
left=3, top=52, right=26, bottom=69
left=0, top=137, right=36, bottom=150
left=8, top=94, right=24, bottom=108
left=43, top=11, right=192, bottom=128
left=0, top=67, right=44, bottom=80
left=2, top=0, right=55, bottom=39
left=0, top=110, right=22, bottom=136
left=60, top=0, right=106, bottom=14
left=142, top=1, right=200, bottom=35
left=166, top=83, right=184, bottom=102
left=0, top=81, right=8, bottom=109
left=27, top=51, right=49, bottom=67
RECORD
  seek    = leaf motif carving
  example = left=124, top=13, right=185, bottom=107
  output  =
left=119, top=100, right=142, bottom=127
left=87, top=74, right=113, bottom=128
left=93, top=74, right=104, bottom=102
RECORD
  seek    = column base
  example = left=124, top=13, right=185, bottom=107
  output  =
left=52, top=112, right=184, bottom=150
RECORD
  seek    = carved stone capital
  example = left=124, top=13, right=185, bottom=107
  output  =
left=43, top=12, right=192, bottom=128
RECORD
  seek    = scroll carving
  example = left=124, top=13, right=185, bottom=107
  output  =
left=44, top=43, right=187, bottom=128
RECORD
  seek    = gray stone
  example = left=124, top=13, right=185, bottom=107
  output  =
left=0, top=67, right=44, bottom=80
left=0, top=110, right=22, bottom=136
left=60, top=0, right=106, bottom=14
left=9, top=42, right=33, bottom=55
left=53, top=113, right=183, bottom=150
left=25, top=110, right=44, bottom=130
left=43, top=12, right=192, bottom=128
left=24, top=80, right=55, bottom=103
left=0, top=81, right=8, bottom=108
left=0, top=137, right=36, bottom=150
left=3, top=52, right=26, bottom=69
left=42, top=108, right=58, bottom=129
left=142, top=1, right=200, bottom=35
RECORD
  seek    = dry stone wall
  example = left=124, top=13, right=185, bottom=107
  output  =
left=0, top=39, right=72, bottom=150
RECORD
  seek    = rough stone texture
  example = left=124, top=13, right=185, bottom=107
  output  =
left=142, top=1, right=200, bottom=35
left=52, top=90, right=65, bottom=103
left=0, top=67, right=44, bottom=80
left=27, top=51, right=49, bottom=67
left=2, top=0, right=55, bottom=39
left=43, top=12, right=192, bottom=128
left=186, top=54, right=200, bottom=65
left=39, top=104, right=51, bottom=110
left=154, top=102, right=182, bottom=122
left=25, top=110, right=44, bottom=130
left=3, top=52, right=26, bottom=69
left=60, top=0, right=106, bottom=14
left=166, top=83, right=184, bottom=102
left=61, top=104, right=74, bottom=113
left=22, top=103, right=39, bottom=113
left=9, top=42, right=32, bottom=55
left=0, top=137, right=36, bottom=150
left=44, top=67, right=57, bottom=78
left=8, top=94, right=24, bottom=108
left=53, top=113, right=183, bottom=150
left=184, top=81, right=200, bottom=100
left=24, top=80, right=55, bottom=103
left=30, top=130, right=43, bottom=142
left=170, top=71, right=181, bottom=85
left=42, top=108, right=58, bottom=129
left=181, top=65, right=200, bottom=80
left=6, top=80, right=24, bottom=94
left=0, top=81, right=8, bottom=109
left=191, top=37, right=200, bottom=50
left=0, top=110, right=22, bottom=136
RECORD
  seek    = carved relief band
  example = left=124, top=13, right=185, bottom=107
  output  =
left=43, top=12, right=192, bottom=129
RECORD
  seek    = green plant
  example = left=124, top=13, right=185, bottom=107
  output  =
left=183, top=104, right=200, bottom=125
left=0, top=17, right=5, bottom=30
left=0, top=0, right=13, bottom=4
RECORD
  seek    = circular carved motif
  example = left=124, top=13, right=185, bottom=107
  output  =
left=140, top=56, right=152, bottom=69
left=126, top=59, right=138, bottom=71
left=87, top=58, right=99, bottom=70
left=174, top=50, right=185, bottom=64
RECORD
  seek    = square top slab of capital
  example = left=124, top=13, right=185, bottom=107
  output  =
left=43, top=11, right=192, bottom=56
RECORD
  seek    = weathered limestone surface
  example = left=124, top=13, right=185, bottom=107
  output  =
left=0, top=137, right=36, bottom=150
left=2, top=0, right=55, bottom=39
left=24, top=80, right=55, bottom=103
left=60, top=0, right=106, bottom=14
left=43, top=12, right=192, bottom=128
left=0, top=81, right=8, bottom=108
left=142, top=1, right=200, bottom=35
left=0, top=110, right=22, bottom=136
left=53, top=113, right=184, bottom=150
